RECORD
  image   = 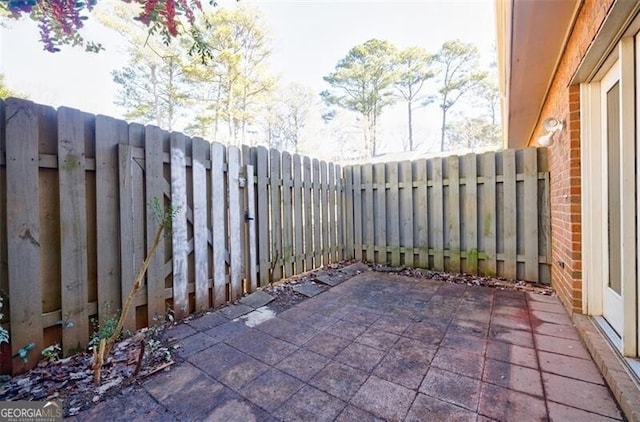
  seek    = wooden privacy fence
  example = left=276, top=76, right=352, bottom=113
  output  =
left=342, top=148, right=551, bottom=283
left=0, top=98, right=551, bottom=374
left=0, top=98, right=343, bottom=373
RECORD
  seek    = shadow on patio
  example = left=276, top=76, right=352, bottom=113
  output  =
left=72, top=263, right=623, bottom=421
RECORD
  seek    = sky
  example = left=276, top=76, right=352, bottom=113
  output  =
left=0, top=0, right=497, bottom=155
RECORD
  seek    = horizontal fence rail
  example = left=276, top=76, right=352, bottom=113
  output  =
left=343, top=148, right=551, bottom=283
left=0, top=98, right=551, bottom=374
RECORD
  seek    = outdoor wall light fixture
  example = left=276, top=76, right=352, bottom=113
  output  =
left=537, top=117, right=564, bottom=147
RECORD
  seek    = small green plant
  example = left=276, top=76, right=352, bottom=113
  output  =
left=41, top=344, right=61, bottom=361
left=91, top=198, right=179, bottom=384
left=0, top=296, right=9, bottom=346
left=12, top=343, right=35, bottom=363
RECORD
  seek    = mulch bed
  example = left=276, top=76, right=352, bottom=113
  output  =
left=0, top=260, right=554, bottom=417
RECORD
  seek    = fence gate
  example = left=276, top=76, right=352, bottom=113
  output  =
left=118, top=136, right=257, bottom=331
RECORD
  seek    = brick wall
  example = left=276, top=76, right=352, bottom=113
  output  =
left=528, top=0, right=614, bottom=314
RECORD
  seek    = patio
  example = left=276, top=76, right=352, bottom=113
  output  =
left=71, top=265, right=623, bottom=421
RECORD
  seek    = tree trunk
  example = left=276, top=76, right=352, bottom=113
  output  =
left=408, top=101, right=414, bottom=151
left=440, top=106, right=448, bottom=152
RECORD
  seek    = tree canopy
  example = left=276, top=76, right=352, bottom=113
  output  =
left=0, top=0, right=211, bottom=57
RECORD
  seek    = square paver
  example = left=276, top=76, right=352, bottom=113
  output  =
left=256, top=317, right=319, bottom=346
left=370, top=314, right=412, bottom=334
left=486, top=340, right=538, bottom=369
left=309, top=362, right=369, bottom=400
left=293, top=283, right=326, bottom=297
left=187, top=312, right=227, bottom=331
left=402, top=322, right=447, bottom=344
left=76, top=388, right=177, bottom=422
left=325, top=320, right=368, bottom=340
left=373, top=350, right=430, bottom=390
left=143, top=363, right=226, bottom=419
left=165, top=323, right=197, bottom=342
left=448, top=318, right=490, bottom=337
left=220, top=304, right=254, bottom=320
left=239, top=290, right=275, bottom=309
left=335, top=405, right=384, bottom=422
left=274, top=385, right=346, bottom=422
left=205, top=396, right=278, bottom=422
left=356, top=328, right=399, bottom=351
left=304, top=332, right=351, bottom=358
left=478, top=383, right=547, bottom=421
left=173, top=332, right=219, bottom=358
left=538, top=350, right=605, bottom=384
left=431, top=347, right=484, bottom=379
left=482, top=359, right=543, bottom=397
left=204, top=320, right=249, bottom=343
left=420, top=367, right=481, bottom=411
left=335, top=342, right=385, bottom=372
left=226, top=329, right=298, bottom=365
left=350, top=375, right=416, bottom=421
left=388, top=337, right=437, bottom=363
left=531, top=309, right=573, bottom=326
left=441, top=332, right=488, bottom=356
left=535, top=333, right=592, bottom=360
left=489, top=326, right=534, bottom=348
left=276, top=348, right=330, bottom=381
left=542, top=372, right=622, bottom=419
left=547, top=401, right=623, bottom=422
left=491, top=314, right=531, bottom=331
left=238, top=368, right=304, bottom=412
left=315, top=274, right=346, bottom=287
left=406, top=393, right=478, bottom=422
left=343, top=308, right=382, bottom=325
left=188, top=343, right=269, bottom=390
left=533, top=322, right=581, bottom=340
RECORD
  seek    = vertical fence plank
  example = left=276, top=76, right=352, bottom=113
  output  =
left=335, top=164, right=343, bottom=260
left=192, top=137, right=209, bottom=311
left=400, top=161, right=414, bottom=267
left=523, top=148, right=539, bottom=282
left=95, top=116, right=126, bottom=323
left=303, top=157, right=314, bottom=268
left=170, top=133, right=188, bottom=319
left=387, top=162, right=400, bottom=266
left=281, top=152, right=294, bottom=277
left=362, top=164, right=374, bottom=262
left=352, top=165, right=363, bottom=261
left=246, top=164, right=258, bottom=293
left=343, top=166, right=354, bottom=260
left=210, top=142, right=226, bottom=307
left=256, top=146, right=269, bottom=286
left=118, top=144, right=137, bottom=331
left=321, top=161, right=330, bottom=265
left=228, top=146, right=243, bottom=299
left=312, top=159, right=322, bottom=267
left=374, top=163, right=387, bottom=264
left=448, top=156, right=461, bottom=273
left=145, top=126, right=167, bottom=323
left=58, top=107, right=89, bottom=354
left=503, top=149, right=517, bottom=279
left=6, top=99, right=43, bottom=369
left=482, top=152, right=497, bottom=276
left=464, top=154, right=479, bottom=275
left=270, top=149, right=283, bottom=281
left=432, top=158, right=444, bottom=271
left=414, top=159, right=428, bottom=268
left=293, top=155, right=304, bottom=274
left=328, top=162, right=337, bottom=263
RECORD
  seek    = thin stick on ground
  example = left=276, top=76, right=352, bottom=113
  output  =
left=91, top=223, right=165, bottom=385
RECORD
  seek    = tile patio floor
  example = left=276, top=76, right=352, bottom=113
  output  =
left=73, top=268, right=624, bottom=421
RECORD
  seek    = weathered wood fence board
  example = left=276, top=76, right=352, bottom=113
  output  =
left=343, top=148, right=551, bottom=283
left=0, top=98, right=551, bottom=375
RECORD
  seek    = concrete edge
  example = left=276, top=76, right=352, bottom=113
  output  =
left=573, top=314, right=640, bottom=422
